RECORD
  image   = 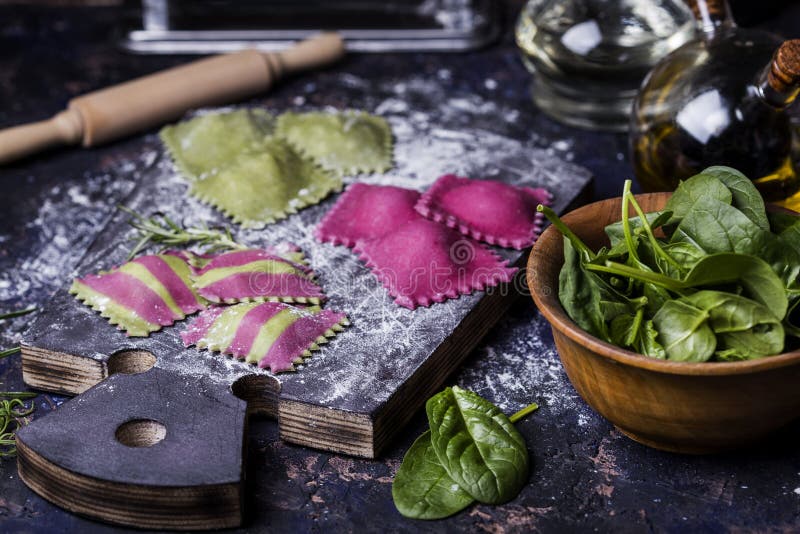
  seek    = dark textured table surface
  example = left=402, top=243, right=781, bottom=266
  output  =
left=2, top=3, right=800, bottom=533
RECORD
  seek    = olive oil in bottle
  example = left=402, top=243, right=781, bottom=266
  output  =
left=629, top=0, right=800, bottom=201
left=515, top=0, right=696, bottom=132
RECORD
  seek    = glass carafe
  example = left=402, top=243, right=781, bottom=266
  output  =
left=515, top=0, right=697, bottom=132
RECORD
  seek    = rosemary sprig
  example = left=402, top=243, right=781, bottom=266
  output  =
left=0, top=397, right=35, bottom=457
left=0, top=347, right=19, bottom=359
left=120, top=206, right=246, bottom=260
left=0, top=307, right=36, bottom=321
left=0, top=392, right=36, bottom=399
left=0, top=306, right=38, bottom=456
left=0, top=307, right=35, bottom=359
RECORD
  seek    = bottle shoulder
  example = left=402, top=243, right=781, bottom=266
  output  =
left=635, top=28, right=786, bottom=121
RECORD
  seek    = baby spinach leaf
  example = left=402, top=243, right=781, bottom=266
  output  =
left=639, top=319, right=667, bottom=359
left=610, top=312, right=640, bottom=348
left=538, top=205, right=595, bottom=260
left=426, top=386, right=528, bottom=505
left=769, top=211, right=799, bottom=234
left=784, top=296, right=800, bottom=338
left=699, top=166, right=769, bottom=230
left=681, top=253, right=788, bottom=318
left=672, top=196, right=769, bottom=256
left=392, top=430, right=475, bottom=519
left=780, top=218, right=800, bottom=280
left=609, top=311, right=667, bottom=359
left=559, top=238, right=607, bottom=339
left=642, top=280, right=671, bottom=316
left=682, top=291, right=784, bottom=359
left=662, top=242, right=705, bottom=271
left=761, top=239, right=800, bottom=291
left=604, top=212, right=667, bottom=248
left=652, top=300, right=716, bottom=362
left=665, top=174, right=732, bottom=226
left=601, top=300, right=632, bottom=322
left=715, top=348, right=751, bottom=361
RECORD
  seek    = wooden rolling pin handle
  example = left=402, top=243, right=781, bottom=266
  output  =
left=0, top=32, right=344, bottom=165
left=0, top=109, right=83, bottom=164
left=278, top=32, right=345, bottom=74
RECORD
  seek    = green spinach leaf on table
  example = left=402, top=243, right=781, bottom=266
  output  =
left=391, top=430, right=474, bottom=519
left=426, top=386, right=529, bottom=505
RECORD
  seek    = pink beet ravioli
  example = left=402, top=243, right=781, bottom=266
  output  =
left=181, top=302, right=349, bottom=373
left=70, top=253, right=206, bottom=337
left=191, top=248, right=325, bottom=305
left=315, top=183, right=422, bottom=248
left=415, top=174, right=553, bottom=250
left=354, top=218, right=517, bottom=309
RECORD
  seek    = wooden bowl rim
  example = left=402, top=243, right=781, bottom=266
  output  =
left=528, top=192, right=800, bottom=377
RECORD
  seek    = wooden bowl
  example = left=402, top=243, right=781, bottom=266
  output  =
left=527, top=193, right=800, bottom=454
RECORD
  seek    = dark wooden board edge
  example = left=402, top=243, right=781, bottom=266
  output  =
left=275, top=176, right=594, bottom=457
left=19, top=176, right=593, bottom=459
left=16, top=438, right=243, bottom=530
left=21, top=345, right=106, bottom=395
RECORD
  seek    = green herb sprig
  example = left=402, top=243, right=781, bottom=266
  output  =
left=392, top=386, right=538, bottom=519
left=0, top=307, right=38, bottom=457
left=120, top=206, right=246, bottom=260
left=0, top=397, right=34, bottom=457
left=539, top=165, right=800, bottom=363
left=0, top=306, right=36, bottom=359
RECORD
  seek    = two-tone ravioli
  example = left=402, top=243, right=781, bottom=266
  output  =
left=70, top=253, right=205, bottom=337
left=191, top=248, right=325, bottom=304
left=181, top=302, right=349, bottom=372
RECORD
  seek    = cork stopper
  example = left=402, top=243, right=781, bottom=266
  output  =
left=758, top=40, right=800, bottom=109
left=768, top=40, right=800, bottom=94
left=684, top=0, right=733, bottom=33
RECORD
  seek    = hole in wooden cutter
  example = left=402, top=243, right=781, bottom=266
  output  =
left=115, top=418, right=167, bottom=447
left=230, top=374, right=280, bottom=418
left=107, top=349, right=157, bottom=375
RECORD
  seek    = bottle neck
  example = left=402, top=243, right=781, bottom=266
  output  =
left=756, top=40, right=800, bottom=110
left=685, top=0, right=735, bottom=37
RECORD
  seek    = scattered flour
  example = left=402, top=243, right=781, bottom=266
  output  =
left=11, top=73, right=590, bottom=415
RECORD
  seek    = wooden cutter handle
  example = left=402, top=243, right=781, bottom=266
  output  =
left=0, top=32, right=344, bottom=164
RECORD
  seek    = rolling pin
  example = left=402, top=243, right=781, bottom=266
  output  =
left=0, top=33, right=345, bottom=165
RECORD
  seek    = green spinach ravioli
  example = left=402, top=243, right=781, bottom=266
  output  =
left=189, top=136, right=341, bottom=228
left=276, top=111, right=393, bottom=176
left=160, top=109, right=273, bottom=180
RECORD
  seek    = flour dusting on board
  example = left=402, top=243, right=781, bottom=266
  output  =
left=0, top=152, right=156, bottom=349
left=20, top=73, right=592, bottom=415
left=456, top=303, right=592, bottom=426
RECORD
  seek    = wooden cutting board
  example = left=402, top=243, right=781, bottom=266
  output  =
left=16, top=91, right=592, bottom=529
